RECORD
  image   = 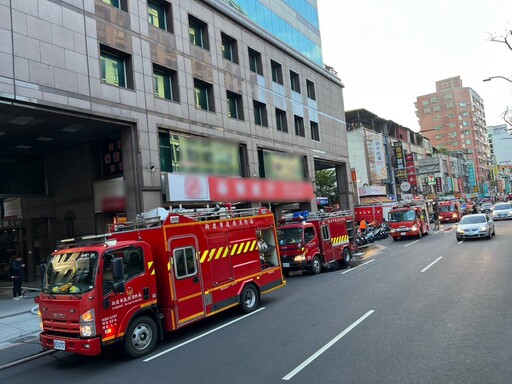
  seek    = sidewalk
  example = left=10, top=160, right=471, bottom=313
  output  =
left=0, top=282, right=42, bottom=353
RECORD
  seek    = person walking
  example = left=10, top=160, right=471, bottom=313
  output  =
left=10, top=255, right=26, bottom=300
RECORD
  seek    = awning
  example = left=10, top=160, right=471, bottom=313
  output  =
left=359, top=196, right=395, bottom=204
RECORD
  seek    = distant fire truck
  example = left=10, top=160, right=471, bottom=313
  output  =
left=387, top=201, right=430, bottom=240
left=437, top=201, right=461, bottom=223
left=37, top=207, right=285, bottom=358
left=277, top=210, right=357, bottom=275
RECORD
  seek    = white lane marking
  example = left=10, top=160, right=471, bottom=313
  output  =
left=282, top=310, right=375, bottom=381
left=458, top=240, right=463, bottom=244
left=404, top=240, right=420, bottom=247
left=420, top=256, right=443, bottom=273
left=341, top=259, right=375, bottom=274
left=143, top=307, right=265, bottom=362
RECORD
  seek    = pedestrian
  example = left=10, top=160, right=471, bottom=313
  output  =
left=472, top=204, right=478, bottom=214
left=39, top=258, right=47, bottom=288
left=10, top=255, right=25, bottom=300
left=359, top=219, right=367, bottom=233
left=433, top=209, right=440, bottom=230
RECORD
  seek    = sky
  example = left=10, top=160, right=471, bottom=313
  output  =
left=316, top=0, right=512, bottom=132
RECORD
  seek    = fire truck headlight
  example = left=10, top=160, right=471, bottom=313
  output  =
left=80, top=309, right=96, bottom=337
left=294, top=254, right=306, bottom=262
left=452, top=213, right=457, bottom=218
left=411, top=225, right=418, bottom=231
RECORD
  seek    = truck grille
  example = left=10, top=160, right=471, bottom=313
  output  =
left=43, top=318, right=80, bottom=336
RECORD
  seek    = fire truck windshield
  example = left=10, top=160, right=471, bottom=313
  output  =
left=439, top=205, right=456, bottom=212
left=277, top=228, right=303, bottom=246
left=388, top=210, right=416, bottom=222
left=43, top=251, right=99, bottom=295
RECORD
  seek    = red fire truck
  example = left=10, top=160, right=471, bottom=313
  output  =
left=37, top=207, right=285, bottom=358
left=437, top=201, right=461, bottom=223
left=276, top=210, right=357, bottom=275
left=387, top=202, right=430, bottom=240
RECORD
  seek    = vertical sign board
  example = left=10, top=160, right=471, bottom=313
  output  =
left=393, top=142, right=406, bottom=182
left=405, top=153, right=416, bottom=186
left=436, top=177, right=443, bottom=193
left=373, top=134, right=388, bottom=180
left=467, top=162, right=477, bottom=188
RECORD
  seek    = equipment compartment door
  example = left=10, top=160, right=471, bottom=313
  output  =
left=169, top=236, right=205, bottom=326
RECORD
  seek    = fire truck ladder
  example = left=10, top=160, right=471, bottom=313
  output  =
left=58, top=233, right=114, bottom=249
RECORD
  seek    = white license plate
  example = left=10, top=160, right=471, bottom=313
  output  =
left=400, top=232, right=406, bottom=236
left=283, top=262, right=290, bottom=268
left=54, top=340, right=65, bottom=351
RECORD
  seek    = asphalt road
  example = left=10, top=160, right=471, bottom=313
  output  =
left=2, top=220, right=512, bottom=383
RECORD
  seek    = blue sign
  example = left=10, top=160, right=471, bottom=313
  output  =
left=467, top=162, right=476, bottom=187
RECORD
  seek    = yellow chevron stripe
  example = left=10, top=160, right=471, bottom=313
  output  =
left=201, top=250, right=209, bottom=263
left=243, top=241, right=250, bottom=253
left=231, top=243, right=239, bottom=256
left=236, top=244, right=244, bottom=255
left=167, top=261, right=171, bottom=271
left=151, top=270, right=155, bottom=275
left=222, top=247, right=229, bottom=258
left=249, top=240, right=256, bottom=251
left=208, top=248, right=216, bottom=262
left=215, top=247, right=223, bottom=260
left=148, top=261, right=153, bottom=269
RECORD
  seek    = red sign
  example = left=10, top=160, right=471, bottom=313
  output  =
left=405, top=153, right=416, bottom=186
left=208, top=177, right=314, bottom=203
left=436, top=177, right=443, bottom=193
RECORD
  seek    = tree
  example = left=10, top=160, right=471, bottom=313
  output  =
left=315, top=169, right=339, bottom=206
left=489, top=29, right=512, bottom=129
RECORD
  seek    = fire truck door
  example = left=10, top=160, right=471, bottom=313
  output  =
left=320, top=225, right=334, bottom=262
left=169, top=236, right=205, bottom=326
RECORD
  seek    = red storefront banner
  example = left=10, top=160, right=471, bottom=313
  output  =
left=208, top=176, right=314, bottom=203
left=405, top=153, right=417, bottom=186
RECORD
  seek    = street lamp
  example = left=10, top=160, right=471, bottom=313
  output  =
left=483, top=76, right=512, bottom=84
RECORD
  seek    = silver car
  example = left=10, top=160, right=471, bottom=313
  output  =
left=492, top=202, right=512, bottom=220
left=456, top=213, right=495, bottom=241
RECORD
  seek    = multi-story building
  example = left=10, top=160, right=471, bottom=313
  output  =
left=345, top=109, right=433, bottom=202
left=488, top=124, right=512, bottom=195
left=0, top=0, right=350, bottom=281
left=416, top=76, right=491, bottom=194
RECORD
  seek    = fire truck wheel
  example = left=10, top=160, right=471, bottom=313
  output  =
left=240, top=284, right=260, bottom=313
left=342, top=248, right=351, bottom=267
left=310, top=256, right=322, bottom=275
left=124, top=315, right=158, bottom=358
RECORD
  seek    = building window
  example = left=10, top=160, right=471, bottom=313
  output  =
left=227, top=91, right=243, bottom=120
left=447, top=122, right=456, bottom=128
left=422, top=100, right=429, bottom=106
left=253, top=100, right=268, bottom=126
left=275, top=108, right=287, bottom=133
left=435, top=134, right=444, bottom=140
left=189, top=15, right=209, bottom=49
left=464, top=130, right=470, bottom=136
left=459, top=102, right=467, bottom=107
left=446, top=113, right=454, bottom=118
left=221, top=33, right=238, bottom=63
left=434, top=125, right=443, bottom=130
left=433, top=105, right=441, bottom=112
left=430, top=97, right=438, bottom=102
left=462, top=121, right=469, bottom=126
left=446, top=102, right=454, bottom=109
left=466, top=139, right=472, bottom=145
left=450, top=141, right=459, bottom=146
left=433, top=116, right=440, bottom=122
left=310, top=121, right=320, bottom=141
left=448, top=132, right=457, bottom=138
left=100, top=46, right=132, bottom=88
left=148, top=1, right=172, bottom=32
left=290, top=70, right=301, bottom=93
left=271, top=60, right=283, bottom=84
left=461, top=112, right=469, bottom=117
left=445, top=93, right=453, bottom=99
left=423, top=108, right=431, bottom=114
left=294, top=115, right=305, bottom=137
left=248, top=48, right=263, bottom=75
left=306, top=79, right=316, bottom=100
left=153, top=65, right=178, bottom=101
left=194, top=79, right=214, bottom=111
left=102, top=0, right=127, bottom=11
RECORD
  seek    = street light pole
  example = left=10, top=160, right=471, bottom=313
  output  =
left=483, top=76, right=512, bottom=84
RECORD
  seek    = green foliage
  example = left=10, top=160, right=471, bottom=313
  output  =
left=315, top=169, right=339, bottom=205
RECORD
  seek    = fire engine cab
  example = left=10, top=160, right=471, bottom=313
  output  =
left=37, top=207, right=285, bottom=358
left=437, top=200, right=461, bottom=223
left=277, top=210, right=357, bottom=275
left=387, top=202, right=430, bottom=240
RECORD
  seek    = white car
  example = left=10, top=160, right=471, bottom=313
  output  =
left=456, top=213, right=495, bottom=241
left=492, top=202, right=512, bottom=220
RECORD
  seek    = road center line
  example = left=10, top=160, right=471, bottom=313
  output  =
left=282, top=310, right=375, bottom=381
left=403, top=240, right=420, bottom=247
left=143, top=307, right=265, bottom=362
left=341, top=259, right=375, bottom=274
left=420, top=256, right=443, bottom=273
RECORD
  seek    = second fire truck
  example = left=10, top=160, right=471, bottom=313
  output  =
left=276, top=210, right=357, bottom=275
left=387, top=201, right=430, bottom=240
